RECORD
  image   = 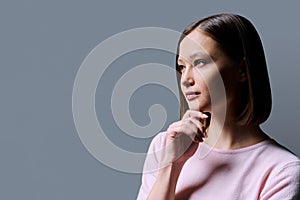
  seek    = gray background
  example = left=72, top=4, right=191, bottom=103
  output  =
left=1, top=0, right=299, bottom=199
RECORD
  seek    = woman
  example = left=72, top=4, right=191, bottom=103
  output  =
left=137, top=14, right=300, bottom=200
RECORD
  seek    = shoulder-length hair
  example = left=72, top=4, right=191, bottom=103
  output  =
left=176, top=13, right=272, bottom=126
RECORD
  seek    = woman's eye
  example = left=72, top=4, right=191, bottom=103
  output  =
left=177, top=65, right=185, bottom=73
left=194, top=59, right=206, bottom=67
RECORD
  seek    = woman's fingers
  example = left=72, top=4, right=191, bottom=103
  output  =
left=182, top=109, right=209, bottom=120
left=168, top=117, right=207, bottom=142
left=163, top=110, right=210, bottom=164
left=183, top=117, right=207, bottom=139
left=182, top=110, right=210, bottom=131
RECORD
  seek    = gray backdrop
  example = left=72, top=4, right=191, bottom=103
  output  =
left=1, top=0, right=299, bottom=199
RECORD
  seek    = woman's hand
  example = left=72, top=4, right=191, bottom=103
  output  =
left=146, top=110, right=209, bottom=200
left=162, top=110, right=209, bottom=166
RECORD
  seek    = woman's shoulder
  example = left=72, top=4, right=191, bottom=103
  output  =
left=258, top=138, right=300, bottom=171
left=257, top=140, right=300, bottom=199
left=265, top=139, right=300, bottom=161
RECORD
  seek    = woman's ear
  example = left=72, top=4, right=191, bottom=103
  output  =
left=237, top=58, right=247, bottom=82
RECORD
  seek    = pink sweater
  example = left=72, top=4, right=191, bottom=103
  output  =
left=137, top=132, right=300, bottom=200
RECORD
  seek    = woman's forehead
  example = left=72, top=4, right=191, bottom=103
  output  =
left=178, top=30, right=219, bottom=62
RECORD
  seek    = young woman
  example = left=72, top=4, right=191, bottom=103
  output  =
left=137, top=14, right=300, bottom=200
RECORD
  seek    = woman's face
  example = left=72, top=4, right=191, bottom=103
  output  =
left=177, top=29, right=241, bottom=113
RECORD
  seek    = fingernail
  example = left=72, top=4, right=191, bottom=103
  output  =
left=202, top=114, right=208, bottom=118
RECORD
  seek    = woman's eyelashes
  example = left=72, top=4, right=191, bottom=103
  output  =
left=193, top=59, right=207, bottom=67
left=177, top=65, right=185, bottom=74
left=177, top=59, right=208, bottom=74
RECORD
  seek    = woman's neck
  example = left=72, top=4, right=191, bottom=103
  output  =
left=204, top=115, right=269, bottom=150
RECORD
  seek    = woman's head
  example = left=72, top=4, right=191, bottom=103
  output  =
left=176, top=13, right=272, bottom=126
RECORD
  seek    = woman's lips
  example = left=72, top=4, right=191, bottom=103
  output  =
left=185, top=92, right=201, bottom=101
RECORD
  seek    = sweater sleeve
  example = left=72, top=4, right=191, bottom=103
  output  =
left=136, top=132, right=166, bottom=200
left=260, top=161, right=300, bottom=200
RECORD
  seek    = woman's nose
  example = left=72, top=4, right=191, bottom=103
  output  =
left=181, top=67, right=195, bottom=87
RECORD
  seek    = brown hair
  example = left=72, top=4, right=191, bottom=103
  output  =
left=176, top=13, right=272, bottom=125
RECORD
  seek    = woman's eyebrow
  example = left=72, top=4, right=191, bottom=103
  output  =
left=177, top=52, right=215, bottom=64
left=177, top=58, right=184, bottom=64
left=178, top=52, right=207, bottom=63
left=189, top=52, right=215, bottom=61
left=189, top=52, right=208, bottom=60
